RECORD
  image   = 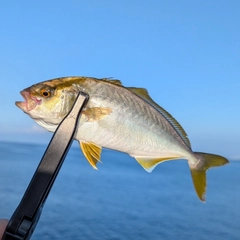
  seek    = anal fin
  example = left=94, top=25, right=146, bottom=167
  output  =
left=79, top=141, right=102, bottom=169
left=135, top=156, right=180, bottom=172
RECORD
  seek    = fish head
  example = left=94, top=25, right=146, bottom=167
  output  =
left=15, top=79, right=79, bottom=131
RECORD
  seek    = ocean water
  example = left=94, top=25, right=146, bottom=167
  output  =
left=0, top=141, right=239, bottom=240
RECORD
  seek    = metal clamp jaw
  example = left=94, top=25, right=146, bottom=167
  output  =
left=2, top=92, right=89, bottom=240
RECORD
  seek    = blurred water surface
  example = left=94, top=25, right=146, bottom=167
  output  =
left=0, top=141, right=239, bottom=240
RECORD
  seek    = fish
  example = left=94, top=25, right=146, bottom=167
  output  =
left=16, top=76, right=229, bottom=201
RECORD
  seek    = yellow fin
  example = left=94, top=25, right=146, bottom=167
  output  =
left=102, top=78, right=122, bottom=86
left=191, top=152, right=229, bottom=202
left=190, top=170, right=207, bottom=202
left=127, top=87, right=149, bottom=99
left=83, top=107, right=112, bottom=122
left=79, top=141, right=102, bottom=169
left=128, top=87, right=191, bottom=149
left=135, top=156, right=180, bottom=173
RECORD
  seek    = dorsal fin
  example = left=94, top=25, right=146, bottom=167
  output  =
left=101, top=78, right=122, bottom=86
left=128, top=87, right=191, bottom=149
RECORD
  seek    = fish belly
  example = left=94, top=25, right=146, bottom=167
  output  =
left=75, top=105, right=189, bottom=159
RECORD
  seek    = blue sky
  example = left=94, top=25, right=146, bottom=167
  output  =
left=0, top=1, right=239, bottom=159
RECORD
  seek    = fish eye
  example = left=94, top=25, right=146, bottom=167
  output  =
left=40, top=88, right=52, bottom=98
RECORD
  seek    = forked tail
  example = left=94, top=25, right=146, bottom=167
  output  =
left=190, top=152, right=229, bottom=202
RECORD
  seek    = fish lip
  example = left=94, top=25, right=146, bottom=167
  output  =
left=15, top=90, right=42, bottom=112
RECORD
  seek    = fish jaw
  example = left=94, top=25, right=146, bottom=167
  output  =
left=15, top=90, right=42, bottom=113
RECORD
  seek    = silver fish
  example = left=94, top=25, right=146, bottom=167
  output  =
left=16, top=76, right=229, bottom=201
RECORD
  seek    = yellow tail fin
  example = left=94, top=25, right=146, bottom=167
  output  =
left=191, top=152, right=229, bottom=202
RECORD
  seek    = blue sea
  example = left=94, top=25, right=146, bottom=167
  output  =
left=0, top=141, right=239, bottom=240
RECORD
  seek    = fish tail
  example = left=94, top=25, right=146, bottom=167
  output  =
left=190, top=152, right=229, bottom=202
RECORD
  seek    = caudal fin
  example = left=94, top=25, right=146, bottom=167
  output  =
left=190, top=152, right=229, bottom=202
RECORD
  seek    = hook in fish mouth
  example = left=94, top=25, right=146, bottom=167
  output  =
left=15, top=90, right=42, bottom=112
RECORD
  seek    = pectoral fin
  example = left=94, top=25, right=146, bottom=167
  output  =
left=135, top=156, right=180, bottom=172
left=83, top=107, right=112, bottom=122
left=79, top=141, right=102, bottom=169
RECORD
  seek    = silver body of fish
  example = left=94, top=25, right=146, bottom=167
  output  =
left=16, top=77, right=229, bottom=201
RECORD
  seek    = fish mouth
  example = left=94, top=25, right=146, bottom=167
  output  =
left=15, top=90, right=42, bottom=112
